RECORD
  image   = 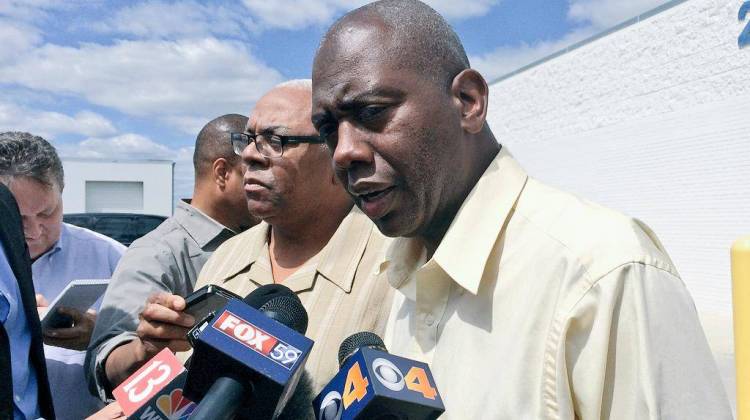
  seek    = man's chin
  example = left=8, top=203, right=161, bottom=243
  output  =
left=247, top=203, right=277, bottom=222
left=371, top=213, right=417, bottom=239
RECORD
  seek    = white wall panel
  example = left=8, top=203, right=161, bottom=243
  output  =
left=62, top=159, right=174, bottom=217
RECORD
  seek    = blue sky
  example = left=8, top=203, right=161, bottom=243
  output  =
left=0, top=0, right=669, bottom=200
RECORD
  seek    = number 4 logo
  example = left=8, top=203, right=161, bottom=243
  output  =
left=740, top=1, right=750, bottom=48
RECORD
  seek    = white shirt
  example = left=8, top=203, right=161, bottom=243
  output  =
left=381, top=148, right=731, bottom=419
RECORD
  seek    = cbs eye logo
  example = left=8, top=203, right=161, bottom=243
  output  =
left=372, top=358, right=405, bottom=391
left=319, top=390, right=343, bottom=420
left=374, top=359, right=438, bottom=401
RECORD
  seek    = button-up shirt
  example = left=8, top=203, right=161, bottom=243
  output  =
left=31, top=223, right=125, bottom=420
left=381, top=148, right=731, bottom=419
left=192, top=207, right=393, bottom=393
left=87, top=200, right=236, bottom=400
left=0, top=244, right=39, bottom=420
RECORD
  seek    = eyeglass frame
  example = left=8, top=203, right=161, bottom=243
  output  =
left=230, top=132, right=324, bottom=158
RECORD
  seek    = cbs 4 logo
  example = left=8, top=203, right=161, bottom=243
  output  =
left=342, top=358, right=437, bottom=408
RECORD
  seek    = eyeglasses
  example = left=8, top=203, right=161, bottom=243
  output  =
left=230, top=132, right=324, bottom=158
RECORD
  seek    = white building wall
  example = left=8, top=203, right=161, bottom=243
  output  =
left=62, top=159, right=174, bottom=217
left=487, top=0, right=750, bottom=408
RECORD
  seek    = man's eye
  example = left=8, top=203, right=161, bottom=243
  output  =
left=319, top=123, right=338, bottom=143
left=357, top=106, right=387, bottom=122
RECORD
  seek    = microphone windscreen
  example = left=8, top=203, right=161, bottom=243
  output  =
left=277, top=370, right=315, bottom=420
left=338, top=331, right=387, bottom=367
left=242, top=284, right=298, bottom=309
left=259, top=295, right=309, bottom=335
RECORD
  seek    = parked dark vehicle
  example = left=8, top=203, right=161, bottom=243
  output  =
left=63, top=213, right=167, bottom=246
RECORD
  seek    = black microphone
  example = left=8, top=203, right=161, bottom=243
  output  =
left=185, top=284, right=314, bottom=420
left=314, top=332, right=445, bottom=420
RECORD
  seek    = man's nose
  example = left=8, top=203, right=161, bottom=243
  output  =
left=242, top=140, right=270, bottom=168
left=332, top=121, right=374, bottom=171
left=24, top=219, right=42, bottom=240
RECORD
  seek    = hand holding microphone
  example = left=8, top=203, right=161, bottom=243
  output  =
left=185, top=284, right=314, bottom=420
left=314, top=332, right=445, bottom=420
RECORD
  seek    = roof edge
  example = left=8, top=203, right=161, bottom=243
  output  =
left=487, top=0, right=689, bottom=85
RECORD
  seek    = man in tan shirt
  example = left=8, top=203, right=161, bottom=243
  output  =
left=193, top=80, right=392, bottom=392
left=310, top=1, right=732, bottom=419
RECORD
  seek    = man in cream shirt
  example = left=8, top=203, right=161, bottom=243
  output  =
left=310, top=0, right=732, bottom=418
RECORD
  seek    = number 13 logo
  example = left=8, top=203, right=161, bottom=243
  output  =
left=740, top=1, right=750, bottom=48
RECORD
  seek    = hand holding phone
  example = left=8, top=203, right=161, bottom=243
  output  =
left=43, top=307, right=97, bottom=350
left=135, top=293, right=196, bottom=360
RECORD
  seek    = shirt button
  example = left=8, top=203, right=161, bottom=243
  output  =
left=14, top=394, right=20, bottom=402
left=425, top=314, right=435, bottom=326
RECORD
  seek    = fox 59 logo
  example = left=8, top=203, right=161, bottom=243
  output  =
left=213, top=310, right=302, bottom=369
left=319, top=357, right=438, bottom=420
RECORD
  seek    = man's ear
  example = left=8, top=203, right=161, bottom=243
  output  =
left=213, top=158, right=229, bottom=188
left=450, top=69, right=489, bottom=135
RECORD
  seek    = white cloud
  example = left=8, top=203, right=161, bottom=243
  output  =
left=0, top=18, right=42, bottom=63
left=94, top=1, right=257, bottom=40
left=568, top=0, right=671, bottom=29
left=66, top=134, right=174, bottom=159
left=424, top=0, right=499, bottom=20
left=241, top=0, right=499, bottom=30
left=0, top=38, right=283, bottom=134
left=0, top=100, right=116, bottom=138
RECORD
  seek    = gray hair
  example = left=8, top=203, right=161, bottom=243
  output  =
left=321, top=0, right=470, bottom=88
left=0, top=131, right=64, bottom=190
left=276, top=79, right=312, bottom=91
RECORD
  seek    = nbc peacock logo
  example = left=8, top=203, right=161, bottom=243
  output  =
left=154, top=389, right=196, bottom=420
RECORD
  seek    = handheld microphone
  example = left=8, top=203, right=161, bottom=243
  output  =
left=313, top=332, right=445, bottom=420
left=112, top=348, right=196, bottom=419
left=184, top=284, right=314, bottom=420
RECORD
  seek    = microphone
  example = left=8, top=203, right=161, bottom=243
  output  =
left=112, top=348, right=196, bottom=419
left=184, top=284, right=314, bottom=420
left=313, top=332, right=445, bottom=420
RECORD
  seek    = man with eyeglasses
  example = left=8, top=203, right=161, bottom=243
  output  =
left=185, top=79, right=393, bottom=397
left=86, top=114, right=259, bottom=401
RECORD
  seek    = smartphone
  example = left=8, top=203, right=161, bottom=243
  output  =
left=184, top=285, right=240, bottom=324
left=41, top=279, right=109, bottom=329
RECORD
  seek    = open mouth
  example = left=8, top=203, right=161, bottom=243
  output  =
left=359, top=186, right=395, bottom=202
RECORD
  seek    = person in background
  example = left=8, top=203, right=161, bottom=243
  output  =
left=87, top=114, right=259, bottom=400
left=0, top=131, right=125, bottom=419
left=310, top=1, right=732, bottom=418
left=0, top=182, right=55, bottom=420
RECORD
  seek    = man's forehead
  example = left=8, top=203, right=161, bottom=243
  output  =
left=314, top=21, right=391, bottom=89
left=250, top=88, right=312, bottom=130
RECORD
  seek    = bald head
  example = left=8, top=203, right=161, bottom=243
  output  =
left=251, top=79, right=314, bottom=134
left=193, top=114, right=247, bottom=178
left=317, top=0, right=469, bottom=88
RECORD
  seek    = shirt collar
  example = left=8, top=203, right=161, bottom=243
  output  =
left=216, top=207, right=373, bottom=293
left=315, top=207, right=373, bottom=293
left=217, top=222, right=271, bottom=283
left=382, top=147, right=528, bottom=296
left=173, top=200, right=234, bottom=249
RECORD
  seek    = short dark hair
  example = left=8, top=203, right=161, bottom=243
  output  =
left=322, top=0, right=470, bottom=88
left=0, top=131, right=65, bottom=190
left=193, top=114, right=248, bottom=178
